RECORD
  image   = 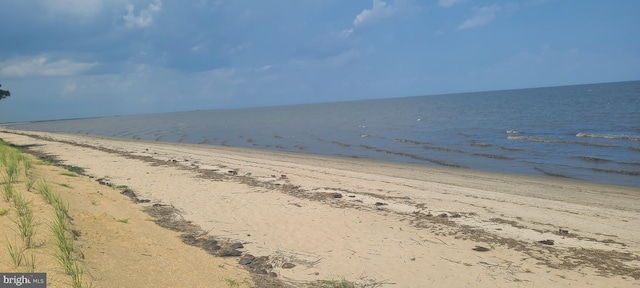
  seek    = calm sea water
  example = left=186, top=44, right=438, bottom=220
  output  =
left=5, top=81, right=640, bottom=187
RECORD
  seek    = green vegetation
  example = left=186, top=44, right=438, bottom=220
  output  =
left=59, top=183, right=73, bottom=189
left=0, top=83, right=10, bottom=101
left=60, top=172, right=79, bottom=177
left=1, top=138, right=87, bottom=287
left=22, top=156, right=31, bottom=177
left=3, top=181, right=14, bottom=202
left=6, top=240, right=25, bottom=268
left=321, top=277, right=357, bottom=288
left=12, top=192, right=35, bottom=248
left=224, top=278, right=241, bottom=288
left=25, top=176, right=36, bottom=191
left=116, top=218, right=129, bottom=224
left=1, top=145, right=21, bottom=184
left=38, top=180, right=55, bottom=205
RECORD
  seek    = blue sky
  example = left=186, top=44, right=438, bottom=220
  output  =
left=1, top=0, right=639, bottom=122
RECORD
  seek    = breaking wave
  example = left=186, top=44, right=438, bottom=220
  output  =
left=576, top=132, right=640, bottom=142
left=507, top=135, right=617, bottom=147
left=592, top=168, right=640, bottom=176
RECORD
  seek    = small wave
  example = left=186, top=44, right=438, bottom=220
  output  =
left=592, top=168, right=640, bottom=176
left=576, top=156, right=612, bottom=163
left=576, top=133, right=640, bottom=142
left=469, top=141, right=492, bottom=148
left=422, top=145, right=465, bottom=153
left=506, top=130, right=521, bottom=134
left=630, top=147, right=640, bottom=153
left=331, top=141, right=351, bottom=147
left=507, top=135, right=616, bottom=148
left=360, top=134, right=369, bottom=138
left=359, top=145, right=464, bottom=167
left=499, top=146, right=524, bottom=151
left=534, top=167, right=572, bottom=178
left=395, top=138, right=432, bottom=145
left=473, top=153, right=514, bottom=160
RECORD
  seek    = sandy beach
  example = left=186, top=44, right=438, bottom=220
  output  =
left=1, top=128, right=638, bottom=287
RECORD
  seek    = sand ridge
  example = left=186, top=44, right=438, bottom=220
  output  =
left=1, top=129, right=639, bottom=287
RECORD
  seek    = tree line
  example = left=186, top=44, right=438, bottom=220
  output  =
left=0, top=84, right=10, bottom=100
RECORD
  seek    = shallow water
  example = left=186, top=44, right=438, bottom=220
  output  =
left=6, top=81, right=640, bottom=187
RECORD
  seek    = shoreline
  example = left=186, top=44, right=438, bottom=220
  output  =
left=6, top=127, right=638, bottom=190
left=4, top=125, right=638, bottom=189
left=1, top=128, right=639, bottom=287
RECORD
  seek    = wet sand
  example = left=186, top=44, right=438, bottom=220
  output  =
left=1, top=129, right=638, bottom=287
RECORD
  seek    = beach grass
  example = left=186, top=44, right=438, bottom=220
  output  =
left=320, top=277, right=357, bottom=288
left=224, top=277, right=241, bottom=288
left=22, top=156, right=31, bottom=177
left=6, top=239, right=25, bottom=268
left=2, top=180, right=14, bottom=202
left=0, top=139, right=87, bottom=287
left=25, top=175, right=36, bottom=191
left=50, top=189, right=83, bottom=287
left=11, top=191, right=35, bottom=249
left=59, top=183, right=73, bottom=189
left=38, top=180, right=56, bottom=205
left=0, top=144, right=21, bottom=184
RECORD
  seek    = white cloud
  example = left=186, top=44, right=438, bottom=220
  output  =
left=0, top=56, right=96, bottom=77
left=438, top=0, right=463, bottom=8
left=256, top=65, right=273, bottom=72
left=458, top=5, right=500, bottom=30
left=123, top=0, right=162, bottom=28
left=353, top=0, right=396, bottom=27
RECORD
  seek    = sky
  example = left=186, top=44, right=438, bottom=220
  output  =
left=1, top=0, right=639, bottom=122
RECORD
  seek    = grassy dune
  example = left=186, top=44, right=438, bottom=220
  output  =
left=0, top=139, right=87, bottom=287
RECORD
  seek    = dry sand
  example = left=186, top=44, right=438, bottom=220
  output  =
left=0, top=129, right=638, bottom=287
left=0, top=133, right=252, bottom=287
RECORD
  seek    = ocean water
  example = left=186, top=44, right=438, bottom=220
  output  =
left=5, top=81, right=640, bottom=187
